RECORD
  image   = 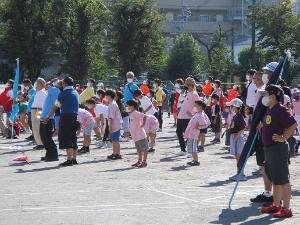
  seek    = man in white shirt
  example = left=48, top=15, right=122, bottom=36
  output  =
left=245, top=69, right=257, bottom=108
left=31, top=78, right=47, bottom=150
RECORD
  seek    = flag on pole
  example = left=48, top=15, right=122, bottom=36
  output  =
left=9, top=59, right=20, bottom=123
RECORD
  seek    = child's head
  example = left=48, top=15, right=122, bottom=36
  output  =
left=116, top=91, right=124, bottom=100
left=127, top=100, right=139, bottom=112
left=226, top=98, right=243, bottom=114
left=134, top=90, right=143, bottom=100
left=96, top=89, right=105, bottom=100
left=283, top=95, right=291, bottom=109
left=211, top=94, right=220, bottom=103
left=104, top=90, right=116, bottom=103
left=292, top=88, right=300, bottom=101
left=194, top=100, right=206, bottom=112
left=85, top=99, right=96, bottom=109
left=245, top=106, right=253, bottom=116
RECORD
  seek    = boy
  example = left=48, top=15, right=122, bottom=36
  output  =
left=260, top=85, right=296, bottom=218
left=105, top=90, right=122, bottom=160
left=226, top=98, right=247, bottom=181
left=184, top=101, right=210, bottom=166
left=153, top=79, right=165, bottom=131
left=127, top=100, right=149, bottom=168
left=211, top=94, right=222, bottom=143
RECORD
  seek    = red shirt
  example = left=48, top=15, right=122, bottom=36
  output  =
left=227, top=89, right=239, bottom=102
left=202, top=83, right=214, bottom=97
left=0, top=87, right=13, bottom=112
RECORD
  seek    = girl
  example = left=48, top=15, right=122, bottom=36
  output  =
left=184, top=100, right=211, bottom=166
left=226, top=98, right=246, bottom=181
left=144, top=114, right=159, bottom=153
left=210, top=94, right=222, bottom=144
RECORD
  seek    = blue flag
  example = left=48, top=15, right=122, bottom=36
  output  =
left=9, top=59, right=20, bottom=123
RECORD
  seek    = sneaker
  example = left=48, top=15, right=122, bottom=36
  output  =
left=33, top=145, right=44, bottom=150
left=261, top=205, right=281, bottom=214
left=186, top=153, right=192, bottom=158
left=187, top=160, right=200, bottom=166
left=131, top=161, right=141, bottom=167
left=41, top=156, right=47, bottom=161
left=107, top=154, right=116, bottom=159
left=229, top=174, right=238, bottom=181
left=112, top=154, right=122, bottom=160
left=250, top=193, right=273, bottom=203
left=197, top=146, right=204, bottom=152
left=120, top=137, right=129, bottom=142
left=148, top=148, right=155, bottom=153
left=239, top=174, right=247, bottom=181
left=96, top=141, right=105, bottom=148
left=157, top=128, right=162, bottom=132
left=137, top=161, right=147, bottom=168
left=78, top=148, right=89, bottom=154
left=59, top=160, right=73, bottom=167
left=106, top=142, right=112, bottom=148
left=45, top=158, right=59, bottom=162
left=78, top=147, right=86, bottom=153
left=272, top=208, right=293, bottom=218
left=94, top=136, right=101, bottom=141
left=211, top=139, right=221, bottom=144
left=26, top=135, right=34, bottom=140
left=72, top=159, right=78, bottom=165
left=176, top=151, right=186, bottom=156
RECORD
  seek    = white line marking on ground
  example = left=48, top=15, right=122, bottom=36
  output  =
left=148, top=188, right=199, bottom=203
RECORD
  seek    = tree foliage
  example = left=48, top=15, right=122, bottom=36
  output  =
left=166, top=33, right=203, bottom=79
left=109, top=0, right=164, bottom=79
left=252, top=0, right=300, bottom=58
left=0, top=0, right=54, bottom=80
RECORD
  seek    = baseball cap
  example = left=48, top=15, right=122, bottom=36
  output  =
left=226, top=98, right=243, bottom=108
left=262, top=62, right=279, bottom=73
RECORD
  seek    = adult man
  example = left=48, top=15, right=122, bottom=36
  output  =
left=176, top=78, right=200, bottom=155
left=40, top=79, right=61, bottom=162
left=123, top=72, right=139, bottom=137
left=253, top=72, right=265, bottom=109
left=259, top=85, right=296, bottom=218
left=45, top=77, right=79, bottom=167
left=31, top=78, right=47, bottom=150
left=153, top=79, right=165, bottom=131
left=245, top=69, right=257, bottom=107
left=23, top=79, right=35, bottom=140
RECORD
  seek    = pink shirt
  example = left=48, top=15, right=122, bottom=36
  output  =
left=144, top=115, right=159, bottom=133
left=77, top=108, right=95, bottom=128
left=108, top=101, right=122, bottom=133
left=293, top=100, right=300, bottom=115
left=227, top=113, right=234, bottom=126
left=129, top=110, right=147, bottom=142
left=184, top=111, right=211, bottom=139
left=178, top=91, right=200, bottom=119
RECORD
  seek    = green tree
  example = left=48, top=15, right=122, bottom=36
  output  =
left=109, top=0, right=164, bottom=79
left=193, top=27, right=231, bottom=80
left=0, top=0, right=54, bottom=80
left=52, top=0, right=109, bottom=80
left=252, top=0, right=300, bottom=58
left=238, top=47, right=267, bottom=77
left=166, top=33, right=203, bottom=79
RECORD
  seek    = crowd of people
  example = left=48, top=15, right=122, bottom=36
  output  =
left=0, top=61, right=299, bottom=218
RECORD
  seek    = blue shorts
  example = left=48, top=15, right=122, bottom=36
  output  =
left=83, top=122, right=95, bottom=136
left=110, top=130, right=120, bottom=142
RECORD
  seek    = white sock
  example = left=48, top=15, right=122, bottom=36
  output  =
left=263, top=191, right=272, bottom=197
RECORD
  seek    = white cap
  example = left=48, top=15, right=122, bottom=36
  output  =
left=291, top=88, right=300, bottom=95
left=226, top=98, right=243, bottom=108
left=263, top=62, right=279, bottom=73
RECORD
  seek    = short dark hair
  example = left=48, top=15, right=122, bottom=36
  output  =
left=154, top=79, right=161, bottom=86
left=7, top=79, right=14, bottom=86
left=175, top=78, right=184, bottom=85
left=105, top=90, right=116, bottom=99
left=208, top=76, right=213, bottom=82
left=127, top=100, right=139, bottom=110
left=116, top=90, right=124, bottom=99
left=63, top=76, right=74, bottom=86
left=247, top=69, right=257, bottom=76
left=215, top=80, right=221, bottom=87
left=195, top=100, right=206, bottom=109
left=211, top=94, right=220, bottom=100
left=86, top=99, right=96, bottom=105
left=134, top=90, right=143, bottom=97
left=96, top=89, right=105, bottom=96
left=22, top=79, right=32, bottom=85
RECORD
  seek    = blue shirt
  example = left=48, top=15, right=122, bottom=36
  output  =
left=124, top=82, right=139, bottom=106
left=40, top=86, right=60, bottom=120
left=57, top=86, right=79, bottom=114
left=27, top=87, right=36, bottom=113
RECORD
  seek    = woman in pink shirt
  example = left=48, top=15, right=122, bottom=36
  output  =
left=176, top=78, right=200, bottom=155
left=77, top=108, right=96, bottom=154
left=127, top=100, right=148, bottom=168
left=184, top=101, right=211, bottom=166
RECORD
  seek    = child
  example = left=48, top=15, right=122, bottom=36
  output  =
left=226, top=98, right=246, bottom=181
left=105, top=90, right=122, bottom=160
left=133, top=90, right=157, bottom=116
left=211, top=94, right=222, bottom=143
left=184, top=101, right=211, bottom=166
left=77, top=108, right=96, bottom=154
left=127, top=100, right=149, bottom=168
left=144, top=114, right=159, bottom=152
left=196, top=101, right=211, bottom=152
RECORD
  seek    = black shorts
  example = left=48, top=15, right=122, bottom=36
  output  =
left=255, top=133, right=265, bottom=166
left=58, top=114, right=78, bottom=150
left=264, top=142, right=290, bottom=185
left=211, top=115, right=221, bottom=133
left=200, top=128, right=207, bottom=134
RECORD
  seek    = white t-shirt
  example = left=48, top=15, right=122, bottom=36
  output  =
left=246, top=82, right=257, bottom=107
left=140, top=96, right=156, bottom=115
left=95, top=104, right=108, bottom=119
left=31, top=89, right=47, bottom=109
